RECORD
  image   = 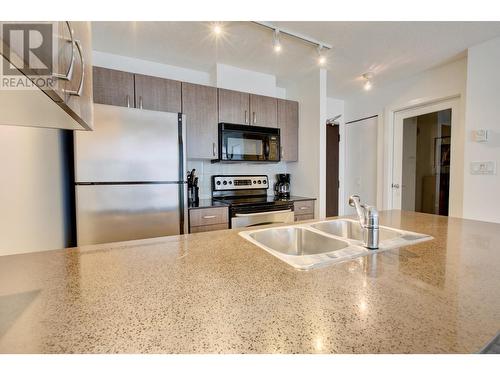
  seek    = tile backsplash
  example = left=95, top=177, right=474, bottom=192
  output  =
left=186, top=160, right=288, bottom=199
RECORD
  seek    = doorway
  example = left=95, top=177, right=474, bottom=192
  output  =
left=326, top=123, right=339, bottom=217
left=400, top=110, right=451, bottom=215
left=393, top=104, right=455, bottom=216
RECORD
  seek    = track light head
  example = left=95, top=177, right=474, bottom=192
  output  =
left=273, top=29, right=282, bottom=53
left=317, top=45, right=327, bottom=66
left=212, top=23, right=222, bottom=36
left=362, top=72, right=373, bottom=91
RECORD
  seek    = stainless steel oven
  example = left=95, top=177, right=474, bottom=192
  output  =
left=216, top=123, right=280, bottom=162
left=231, top=208, right=294, bottom=228
left=212, top=175, right=295, bottom=229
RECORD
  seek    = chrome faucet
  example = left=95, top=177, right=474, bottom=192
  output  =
left=349, top=195, right=379, bottom=249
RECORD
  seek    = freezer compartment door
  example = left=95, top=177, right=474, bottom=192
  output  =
left=75, top=104, right=182, bottom=182
left=76, top=184, right=184, bottom=246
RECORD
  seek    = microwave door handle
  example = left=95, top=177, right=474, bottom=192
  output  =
left=264, top=139, right=270, bottom=159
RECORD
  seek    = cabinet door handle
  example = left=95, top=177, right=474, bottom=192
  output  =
left=139, top=96, right=143, bottom=109
left=126, top=94, right=130, bottom=108
left=253, top=111, right=256, bottom=124
left=212, top=142, right=216, bottom=157
left=299, top=206, right=309, bottom=210
left=52, top=21, right=75, bottom=81
left=203, top=215, right=216, bottom=219
left=65, top=39, right=84, bottom=97
left=280, top=146, right=284, bottom=158
left=244, top=110, right=248, bottom=124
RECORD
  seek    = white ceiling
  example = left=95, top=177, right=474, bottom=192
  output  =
left=92, top=21, right=500, bottom=97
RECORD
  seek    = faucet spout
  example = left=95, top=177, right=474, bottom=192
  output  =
left=349, top=195, right=379, bottom=250
left=349, top=195, right=365, bottom=227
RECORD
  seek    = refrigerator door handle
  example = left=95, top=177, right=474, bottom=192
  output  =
left=178, top=113, right=188, bottom=235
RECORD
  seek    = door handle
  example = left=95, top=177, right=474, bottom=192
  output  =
left=65, top=39, right=84, bottom=97
left=235, top=209, right=292, bottom=217
left=253, top=111, right=256, bottom=124
left=52, top=21, right=75, bottom=81
left=139, top=96, right=143, bottom=109
left=245, top=110, right=248, bottom=124
left=212, top=142, right=216, bottom=157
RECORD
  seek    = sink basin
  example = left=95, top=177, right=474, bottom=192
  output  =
left=239, top=218, right=433, bottom=270
left=249, top=227, right=349, bottom=256
left=241, top=227, right=368, bottom=270
left=311, top=219, right=402, bottom=242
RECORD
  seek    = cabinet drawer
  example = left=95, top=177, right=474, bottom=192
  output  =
left=190, top=223, right=229, bottom=233
left=294, top=214, right=314, bottom=222
left=293, top=200, right=315, bottom=215
left=189, top=207, right=228, bottom=227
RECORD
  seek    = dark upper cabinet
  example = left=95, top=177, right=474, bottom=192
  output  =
left=92, top=67, right=134, bottom=108
left=134, top=74, right=181, bottom=113
left=218, top=88, right=250, bottom=124
left=250, top=94, right=277, bottom=127
left=182, top=82, right=218, bottom=159
left=218, top=88, right=278, bottom=127
left=277, top=99, right=299, bottom=162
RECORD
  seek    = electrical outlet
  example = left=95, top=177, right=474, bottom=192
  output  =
left=470, top=161, right=496, bottom=175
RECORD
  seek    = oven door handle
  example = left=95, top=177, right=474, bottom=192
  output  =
left=246, top=221, right=282, bottom=227
left=234, top=209, right=292, bottom=217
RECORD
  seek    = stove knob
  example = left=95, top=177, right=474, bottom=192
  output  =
left=216, top=181, right=221, bottom=186
left=258, top=180, right=262, bottom=184
left=229, top=181, right=232, bottom=185
left=253, top=180, right=257, bottom=184
left=223, top=181, right=227, bottom=185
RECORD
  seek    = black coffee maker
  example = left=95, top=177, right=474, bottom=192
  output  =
left=275, top=174, right=291, bottom=198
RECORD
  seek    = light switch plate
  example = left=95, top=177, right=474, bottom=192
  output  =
left=470, top=161, right=496, bottom=175
left=472, top=129, right=489, bottom=142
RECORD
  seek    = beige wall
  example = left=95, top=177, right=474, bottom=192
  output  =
left=0, top=125, right=71, bottom=256
left=463, top=36, right=500, bottom=223
left=286, top=69, right=328, bottom=218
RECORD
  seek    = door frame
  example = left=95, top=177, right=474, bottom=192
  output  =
left=385, top=95, right=460, bottom=214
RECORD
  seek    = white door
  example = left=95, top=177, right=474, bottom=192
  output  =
left=345, top=116, right=378, bottom=214
left=391, top=99, right=458, bottom=210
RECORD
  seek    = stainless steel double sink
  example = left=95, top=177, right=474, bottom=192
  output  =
left=239, top=219, right=432, bottom=270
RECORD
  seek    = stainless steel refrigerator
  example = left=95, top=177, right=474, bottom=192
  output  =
left=74, top=104, right=187, bottom=246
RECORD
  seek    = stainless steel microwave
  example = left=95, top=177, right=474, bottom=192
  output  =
left=215, top=123, right=281, bottom=162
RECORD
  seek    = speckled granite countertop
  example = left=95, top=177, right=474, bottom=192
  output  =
left=0, top=210, right=499, bottom=353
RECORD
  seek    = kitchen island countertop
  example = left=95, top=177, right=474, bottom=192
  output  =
left=0, top=210, right=498, bottom=353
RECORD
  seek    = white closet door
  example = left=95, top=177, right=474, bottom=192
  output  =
left=345, top=116, right=378, bottom=214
